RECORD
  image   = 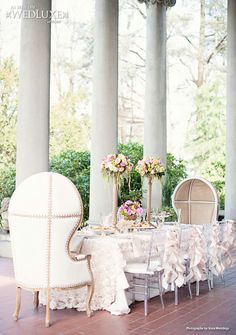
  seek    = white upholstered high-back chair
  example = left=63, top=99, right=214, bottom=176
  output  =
left=8, top=172, right=94, bottom=327
left=172, top=177, right=219, bottom=225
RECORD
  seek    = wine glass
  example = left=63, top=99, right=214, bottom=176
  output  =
left=150, top=209, right=158, bottom=227
left=177, top=208, right=182, bottom=223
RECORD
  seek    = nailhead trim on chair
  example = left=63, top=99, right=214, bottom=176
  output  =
left=10, top=172, right=93, bottom=289
left=9, top=213, right=82, bottom=219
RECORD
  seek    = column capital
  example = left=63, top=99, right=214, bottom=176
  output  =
left=138, top=0, right=176, bottom=7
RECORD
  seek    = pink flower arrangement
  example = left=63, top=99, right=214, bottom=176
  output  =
left=136, top=156, right=165, bottom=179
left=118, top=200, right=143, bottom=220
left=101, top=154, right=133, bottom=178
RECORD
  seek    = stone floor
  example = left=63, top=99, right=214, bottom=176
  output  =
left=1, top=256, right=236, bottom=335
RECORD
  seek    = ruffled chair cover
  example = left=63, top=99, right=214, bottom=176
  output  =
left=187, top=225, right=208, bottom=282
left=162, top=226, right=186, bottom=290
left=208, top=221, right=235, bottom=276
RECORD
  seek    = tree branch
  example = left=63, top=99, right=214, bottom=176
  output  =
left=206, top=34, right=227, bottom=64
left=182, top=35, right=197, bottom=50
left=129, top=50, right=145, bottom=62
left=179, top=57, right=197, bottom=84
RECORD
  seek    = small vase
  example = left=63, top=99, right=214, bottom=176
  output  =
left=126, top=214, right=137, bottom=221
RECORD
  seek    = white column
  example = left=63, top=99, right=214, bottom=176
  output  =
left=89, top=0, right=118, bottom=224
left=144, top=2, right=167, bottom=209
left=16, top=0, right=51, bottom=185
left=225, top=0, right=236, bottom=220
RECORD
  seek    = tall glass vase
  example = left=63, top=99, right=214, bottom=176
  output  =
left=146, top=177, right=153, bottom=225
left=112, top=175, right=118, bottom=227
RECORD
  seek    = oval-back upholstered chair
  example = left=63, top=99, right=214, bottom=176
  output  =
left=8, top=172, right=94, bottom=327
left=172, top=177, right=219, bottom=225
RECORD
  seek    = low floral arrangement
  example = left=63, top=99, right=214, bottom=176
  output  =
left=118, top=200, right=143, bottom=220
left=101, top=154, right=133, bottom=178
left=136, top=156, right=165, bottom=179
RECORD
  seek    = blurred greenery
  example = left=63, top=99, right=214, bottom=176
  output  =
left=50, top=151, right=90, bottom=220
left=118, top=143, right=143, bottom=204
left=0, top=144, right=226, bottom=221
left=50, top=93, right=91, bottom=157
left=162, top=153, right=187, bottom=207
left=186, top=81, right=226, bottom=174
left=0, top=57, right=18, bottom=166
left=203, top=160, right=225, bottom=209
left=0, top=165, right=16, bottom=203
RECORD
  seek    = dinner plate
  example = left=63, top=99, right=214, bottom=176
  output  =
left=91, top=229, right=115, bottom=235
left=130, top=226, right=156, bottom=230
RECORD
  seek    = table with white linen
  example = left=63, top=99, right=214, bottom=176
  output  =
left=39, top=223, right=235, bottom=315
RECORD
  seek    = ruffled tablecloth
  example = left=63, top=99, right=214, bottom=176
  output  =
left=39, top=222, right=235, bottom=315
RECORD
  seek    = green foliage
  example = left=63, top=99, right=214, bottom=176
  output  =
left=158, top=206, right=177, bottom=222
left=50, top=93, right=91, bottom=157
left=0, top=144, right=188, bottom=222
left=203, top=160, right=225, bottom=209
left=50, top=151, right=90, bottom=220
left=118, top=144, right=187, bottom=211
left=0, top=165, right=16, bottom=203
left=186, top=81, right=226, bottom=174
left=162, top=153, right=187, bottom=207
left=118, top=143, right=143, bottom=204
left=0, top=57, right=18, bottom=166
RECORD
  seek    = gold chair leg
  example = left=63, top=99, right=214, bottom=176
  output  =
left=13, top=287, right=21, bottom=321
left=45, top=288, right=50, bottom=327
left=86, top=283, right=94, bottom=317
left=33, top=291, right=39, bottom=308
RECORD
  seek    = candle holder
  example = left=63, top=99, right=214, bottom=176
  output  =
left=101, top=154, right=133, bottom=228
left=136, top=156, right=165, bottom=226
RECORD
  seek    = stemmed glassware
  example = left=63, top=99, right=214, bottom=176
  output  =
left=157, top=211, right=170, bottom=227
left=150, top=209, right=158, bottom=227
left=177, top=208, right=182, bottom=224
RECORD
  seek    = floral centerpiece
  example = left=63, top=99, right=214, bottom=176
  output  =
left=136, top=156, right=165, bottom=225
left=118, top=200, right=143, bottom=221
left=101, top=154, right=133, bottom=227
left=136, top=157, right=165, bottom=179
left=101, top=154, right=133, bottom=178
left=117, top=200, right=143, bottom=233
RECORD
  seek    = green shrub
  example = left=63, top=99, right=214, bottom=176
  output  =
left=0, top=165, right=16, bottom=203
left=162, top=153, right=187, bottom=207
left=203, top=160, right=225, bottom=209
left=0, top=146, right=189, bottom=222
left=50, top=151, right=90, bottom=220
left=118, top=143, right=143, bottom=204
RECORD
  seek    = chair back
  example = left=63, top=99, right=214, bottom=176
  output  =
left=172, top=177, right=219, bottom=225
left=8, top=172, right=83, bottom=289
left=146, top=228, right=167, bottom=271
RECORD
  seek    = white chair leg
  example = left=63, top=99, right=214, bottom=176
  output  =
left=158, top=272, right=165, bottom=309
left=132, top=276, right=135, bottom=303
left=221, top=273, right=225, bottom=286
left=196, top=281, right=200, bottom=296
left=174, top=284, right=178, bottom=305
left=188, top=281, right=192, bottom=299
left=207, top=277, right=211, bottom=291
left=144, top=276, right=148, bottom=316
left=210, top=272, right=214, bottom=289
